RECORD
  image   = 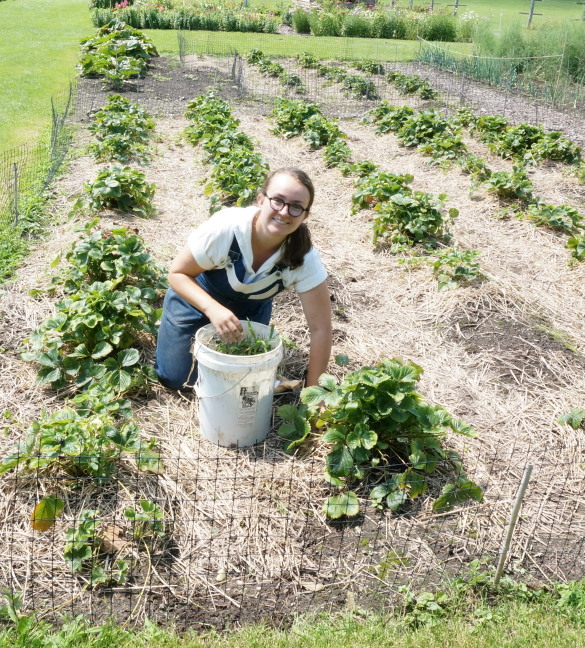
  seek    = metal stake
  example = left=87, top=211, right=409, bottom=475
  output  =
left=494, top=464, right=533, bottom=585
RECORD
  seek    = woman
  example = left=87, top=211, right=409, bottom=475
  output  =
left=155, top=167, right=332, bottom=390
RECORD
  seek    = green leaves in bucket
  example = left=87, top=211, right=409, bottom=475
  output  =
left=212, top=320, right=278, bottom=356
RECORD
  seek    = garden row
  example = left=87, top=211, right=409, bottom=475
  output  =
left=0, top=24, right=171, bottom=586
left=90, top=1, right=479, bottom=42
left=245, top=49, right=440, bottom=103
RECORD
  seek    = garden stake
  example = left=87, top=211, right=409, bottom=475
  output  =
left=494, top=464, right=533, bottom=585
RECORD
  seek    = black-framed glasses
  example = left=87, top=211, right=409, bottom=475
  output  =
left=264, top=194, right=308, bottom=218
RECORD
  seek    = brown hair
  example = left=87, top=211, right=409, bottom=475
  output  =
left=261, top=168, right=314, bottom=269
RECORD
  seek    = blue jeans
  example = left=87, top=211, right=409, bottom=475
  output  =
left=155, top=288, right=273, bottom=389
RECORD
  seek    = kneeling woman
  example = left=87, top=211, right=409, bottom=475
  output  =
left=155, top=167, right=332, bottom=390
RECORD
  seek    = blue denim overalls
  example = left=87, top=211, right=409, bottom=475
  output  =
left=155, top=237, right=285, bottom=389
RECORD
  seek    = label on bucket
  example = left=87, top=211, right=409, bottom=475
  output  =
left=237, top=386, right=258, bottom=426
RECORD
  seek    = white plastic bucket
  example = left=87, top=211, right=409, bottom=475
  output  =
left=192, top=321, right=283, bottom=447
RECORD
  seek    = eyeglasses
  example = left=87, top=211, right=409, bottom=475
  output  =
left=264, top=194, right=308, bottom=218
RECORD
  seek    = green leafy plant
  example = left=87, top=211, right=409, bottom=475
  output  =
left=397, top=110, right=457, bottom=148
left=22, top=279, right=160, bottom=392
left=79, top=20, right=158, bottom=89
left=124, top=499, right=165, bottom=540
left=372, top=191, right=457, bottom=248
left=489, top=122, right=544, bottom=160
left=64, top=509, right=128, bottom=586
left=49, top=219, right=167, bottom=294
left=470, top=114, right=508, bottom=143
left=323, top=139, right=353, bottom=168
left=351, top=170, right=414, bottom=214
left=76, top=164, right=156, bottom=217
left=362, top=102, right=415, bottom=135
left=567, top=235, right=585, bottom=262
left=524, top=203, right=583, bottom=234
left=277, top=359, right=482, bottom=518
left=270, top=98, right=322, bottom=139
left=418, top=134, right=467, bottom=166
left=457, top=154, right=492, bottom=182
left=88, top=94, right=154, bottom=164
left=429, top=247, right=483, bottom=290
left=0, top=406, right=162, bottom=480
left=531, top=132, right=582, bottom=164
left=556, top=408, right=585, bottom=429
left=484, top=165, right=533, bottom=204
left=210, top=321, right=279, bottom=356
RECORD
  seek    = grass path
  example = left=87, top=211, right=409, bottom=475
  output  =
left=0, top=0, right=92, bottom=154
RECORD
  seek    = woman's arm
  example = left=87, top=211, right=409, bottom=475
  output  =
left=298, top=281, right=333, bottom=386
left=168, top=245, right=244, bottom=342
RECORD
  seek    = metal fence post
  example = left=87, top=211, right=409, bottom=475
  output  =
left=494, top=464, right=533, bottom=585
left=12, top=162, right=18, bottom=226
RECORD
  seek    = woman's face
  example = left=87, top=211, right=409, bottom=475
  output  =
left=256, top=173, right=311, bottom=240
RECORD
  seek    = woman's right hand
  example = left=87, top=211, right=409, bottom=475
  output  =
left=207, top=304, right=244, bottom=343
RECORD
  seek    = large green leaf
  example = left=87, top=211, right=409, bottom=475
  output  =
left=323, top=491, right=359, bottom=519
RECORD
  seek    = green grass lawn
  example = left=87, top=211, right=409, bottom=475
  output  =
left=146, top=28, right=456, bottom=61
left=0, top=0, right=92, bottom=154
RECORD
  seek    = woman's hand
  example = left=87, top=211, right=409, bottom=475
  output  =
left=207, top=304, right=244, bottom=343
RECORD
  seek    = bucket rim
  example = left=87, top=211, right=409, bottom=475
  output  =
left=194, top=321, right=283, bottom=362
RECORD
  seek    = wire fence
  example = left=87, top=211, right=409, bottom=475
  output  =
left=0, top=83, right=76, bottom=229
left=1, top=436, right=583, bottom=629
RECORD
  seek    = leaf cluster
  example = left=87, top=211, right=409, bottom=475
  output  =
left=210, top=322, right=279, bottom=356
left=372, top=191, right=458, bottom=248
left=184, top=92, right=268, bottom=212
left=386, top=70, right=439, bottom=100
left=245, top=49, right=306, bottom=94
left=79, top=19, right=158, bottom=89
left=0, top=406, right=162, bottom=480
left=362, top=102, right=415, bottom=135
left=77, top=164, right=156, bottom=217
left=397, top=110, right=457, bottom=148
left=22, top=223, right=164, bottom=394
left=88, top=94, right=155, bottom=164
left=429, top=247, right=482, bottom=291
left=277, top=358, right=482, bottom=518
left=483, top=165, right=534, bottom=204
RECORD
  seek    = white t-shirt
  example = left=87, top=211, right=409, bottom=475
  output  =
left=187, top=206, right=328, bottom=293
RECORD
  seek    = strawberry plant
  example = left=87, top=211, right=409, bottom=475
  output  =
left=295, top=51, right=319, bottom=68
left=49, top=219, right=167, bottom=294
left=362, top=102, right=414, bottom=135
left=22, top=280, right=160, bottom=392
left=0, top=405, right=161, bottom=479
left=524, top=203, right=583, bottom=234
left=323, top=139, right=353, bottom=168
left=353, top=60, right=385, bottom=75
left=79, top=20, right=158, bottom=89
left=566, top=235, right=585, bottom=262
left=301, top=114, right=344, bottom=149
left=386, top=71, right=438, bottom=100
left=277, top=359, right=482, bottom=518
left=88, top=94, right=154, bottom=164
left=489, top=123, right=544, bottom=160
left=556, top=408, right=585, bottom=429
left=530, top=132, right=582, bottom=165
left=184, top=92, right=268, bottom=211
left=418, top=134, right=467, bottom=166
left=372, top=191, right=458, bottom=247
left=429, top=247, right=482, bottom=290
left=76, top=165, right=156, bottom=217
left=270, top=98, right=322, bottom=139
left=124, top=499, right=165, bottom=540
left=351, top=170, right=414, bottom=214
left=63, top=509, right=128, bottom=585
left=483, top=165, right=533, bottom=204
left=470, top=114, right=508, bottom=143
left=458, top=154, right=492, bottom=182
left=397, top=111, right=456, bottom=147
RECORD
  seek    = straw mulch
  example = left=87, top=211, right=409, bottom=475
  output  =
left=0, top=57, right=584, bottom=628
